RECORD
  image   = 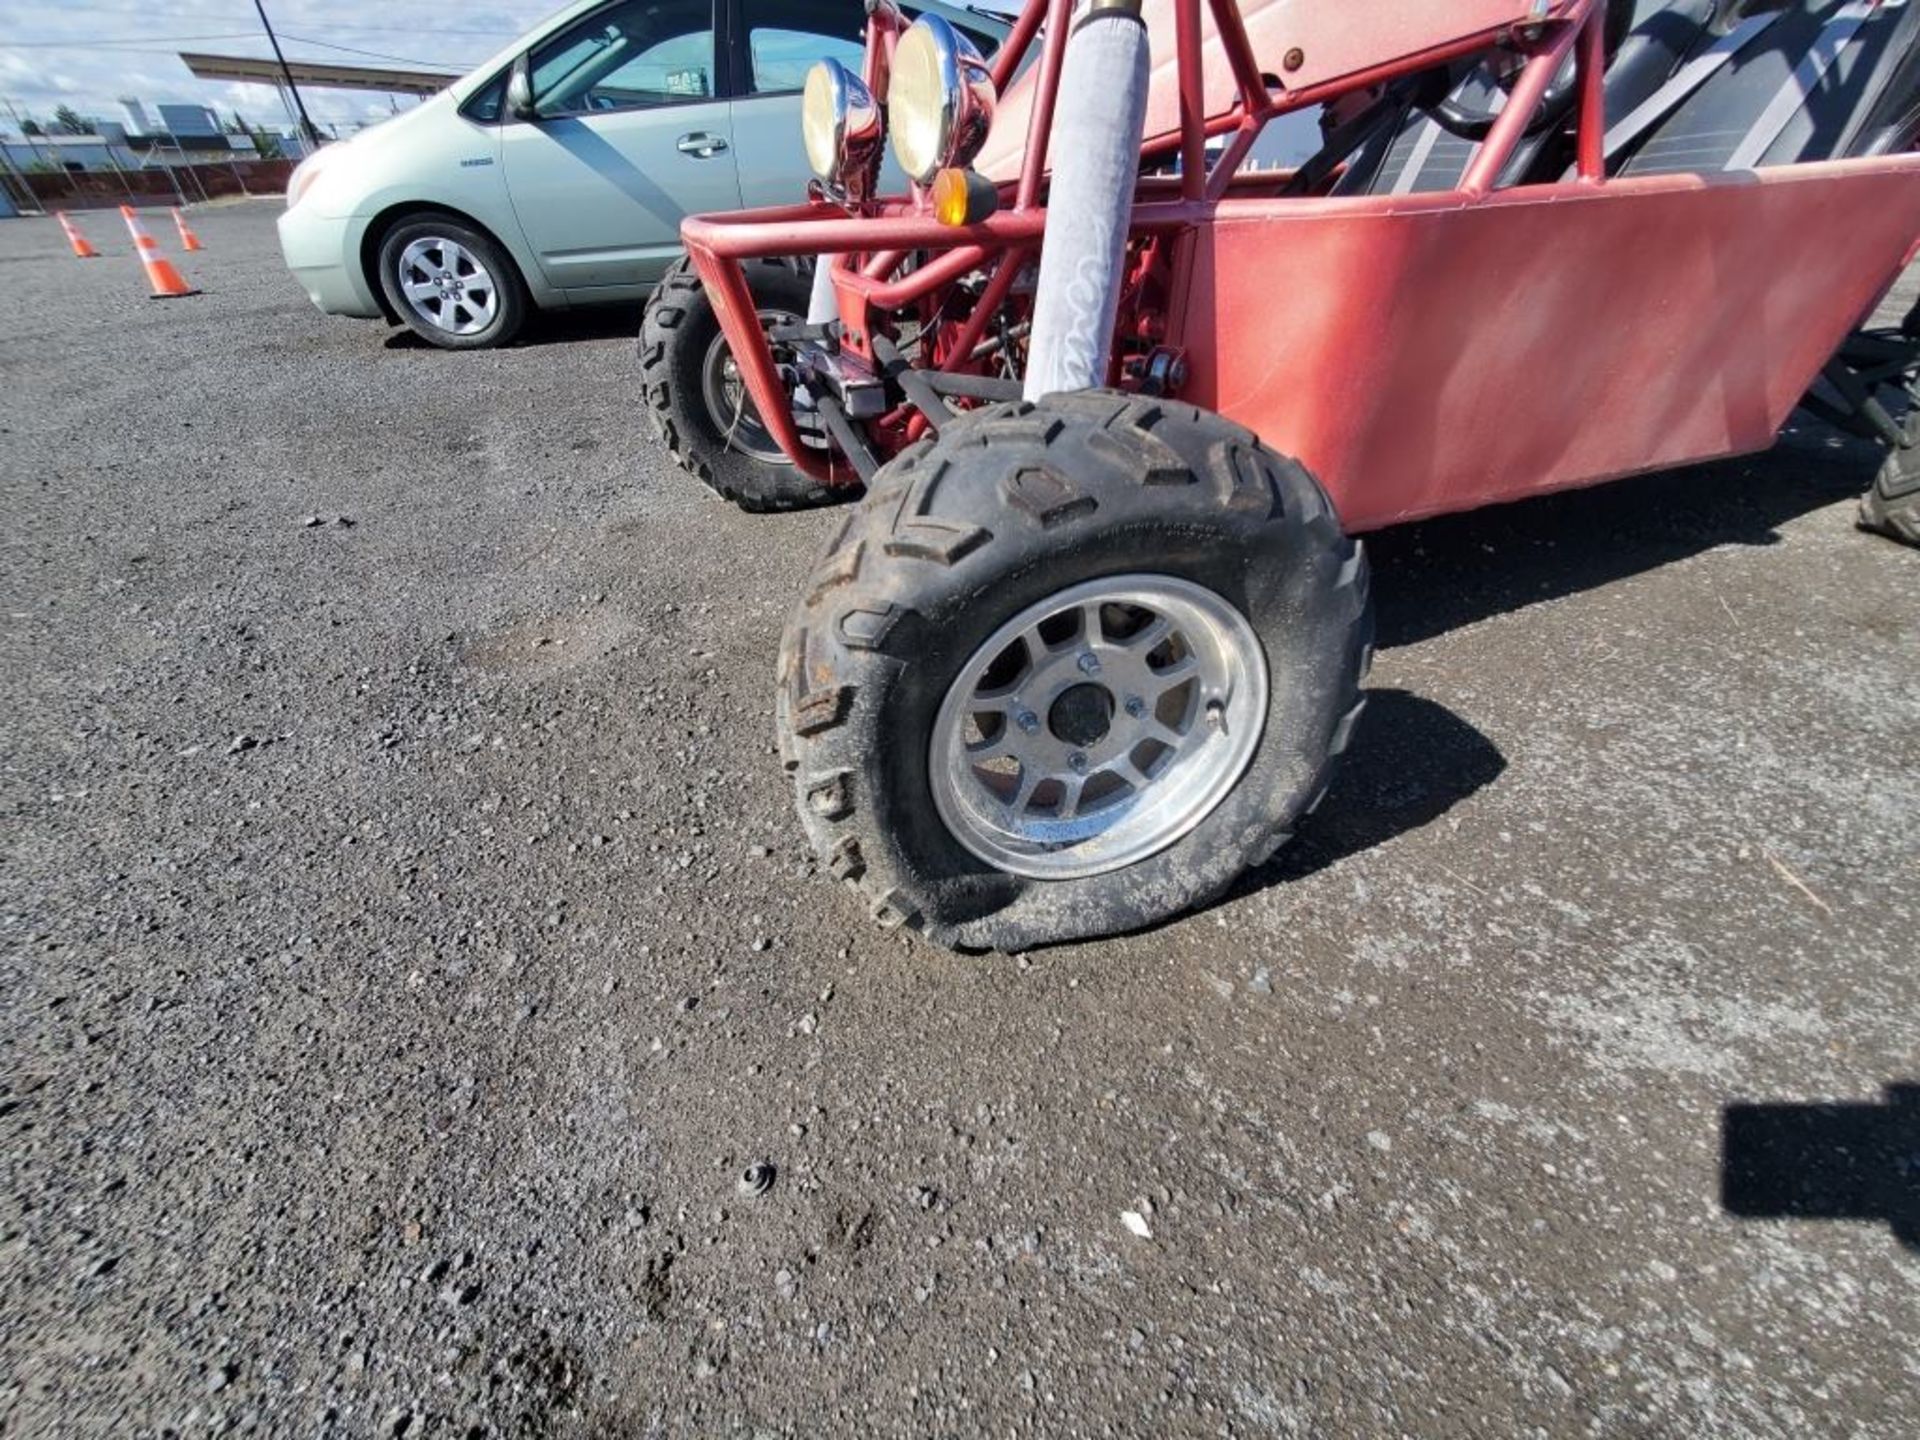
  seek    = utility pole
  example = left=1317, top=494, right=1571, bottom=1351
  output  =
left=251, top=0, right=323, bottom=146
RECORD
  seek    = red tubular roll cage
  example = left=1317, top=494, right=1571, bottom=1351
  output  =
left=679, top=0, right=1614, bottom=486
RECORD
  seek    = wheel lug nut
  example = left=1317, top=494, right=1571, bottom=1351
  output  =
left=1015, top=710, right=1041, bottom=735
left=1077, top=652, right=1101, bottom=675
left=1124, top=696, right=1146, bottom=719
left=1068, top=752, right=1089, bottom=774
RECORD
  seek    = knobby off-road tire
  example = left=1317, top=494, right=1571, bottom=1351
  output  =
left=639, top=255, right=842, bottom=513
left=775, top=393, right=1373, bottom=951
left=1858, top=410, right=1920, bottom=546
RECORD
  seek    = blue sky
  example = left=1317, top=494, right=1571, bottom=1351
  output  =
left=0, top=1, right=573, bottom=133
left=0, top=0, right=1022, bottom=135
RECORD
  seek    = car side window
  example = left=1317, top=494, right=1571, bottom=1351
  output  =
left=740, top=0, right=1001, bottom=96
left=461, top=72, right=509, bottom=124
left=529, top=0, right=717, bottom=116
left=741, top=0, right=864, bottom=94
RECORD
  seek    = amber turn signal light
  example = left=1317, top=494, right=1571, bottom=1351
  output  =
left=932, top=168, right=999, bottom=227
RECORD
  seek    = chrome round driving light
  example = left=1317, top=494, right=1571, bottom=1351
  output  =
left=888, top=16, right=997, bottom=186
left=802, top=59, right=883, bottom=203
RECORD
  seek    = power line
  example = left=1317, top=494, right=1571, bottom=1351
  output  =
left=8, top=2, right=527, bottom=38
left=6, top=47, right=253, bottom=60
left=5, top=34, right=263, bottom=48
left=1, top=29, right=484, bottom=70
left=277, top=34, right=480, bottom=70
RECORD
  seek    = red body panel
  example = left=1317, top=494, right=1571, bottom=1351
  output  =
left=679, top=0, right=1920, bottom=529
left=1257, top=0, right=1569, bottom=90
left=1184, top=158, right=1920, bottom=531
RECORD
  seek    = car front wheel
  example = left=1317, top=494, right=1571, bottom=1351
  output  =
left=376, top=215, right=527, bottom=351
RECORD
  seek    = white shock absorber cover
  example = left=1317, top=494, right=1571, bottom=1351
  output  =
left=1023, top=0, right=1152, bottom=402
left=806, top=254, right=840, bottom=326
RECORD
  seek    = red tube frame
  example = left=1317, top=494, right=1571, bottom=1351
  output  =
left=681, top=0, right=1611, bottom=486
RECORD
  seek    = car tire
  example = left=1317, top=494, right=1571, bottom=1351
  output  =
left=639, top=255, right=848, bottom=513
left=775, top=392, right=1373, bottom=951
left=376, top=214, right=527, bottom=351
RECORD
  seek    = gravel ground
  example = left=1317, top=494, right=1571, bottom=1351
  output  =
left=3, top=201, right=1916, bottom=1438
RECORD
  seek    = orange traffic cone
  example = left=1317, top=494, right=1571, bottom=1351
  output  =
left=171, top=206, right=204, bottom=252
left=56, top=210, right=100, bottom=259
left=119, top=205, right=198, bottom=299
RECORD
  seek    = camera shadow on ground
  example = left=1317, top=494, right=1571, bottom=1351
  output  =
left=1722, top=1083, right=1919, bottom=1252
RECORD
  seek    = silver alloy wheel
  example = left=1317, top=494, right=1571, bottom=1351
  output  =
left=700, top=308, right=804, bottom=466
left=396, top=236, right=500, bottom=337
left=929, top=575, right=1269, bottom=880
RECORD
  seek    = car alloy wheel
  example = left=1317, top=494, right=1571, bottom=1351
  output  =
left=395, top=235, right=500, bottom=338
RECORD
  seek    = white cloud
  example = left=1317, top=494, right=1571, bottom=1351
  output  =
left=0, top=0, right=1032, bottom=134
left=0, top=0, right=554, bottom=131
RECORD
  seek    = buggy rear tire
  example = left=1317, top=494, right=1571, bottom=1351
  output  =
left=639, top=255, right=844, bottom=513
left=775, top=393, right=1373, bottom=951
left=1858, top=419, right=1920, bottom=546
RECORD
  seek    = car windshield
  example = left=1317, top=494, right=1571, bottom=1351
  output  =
left=532, top=0, right=714, bottom=113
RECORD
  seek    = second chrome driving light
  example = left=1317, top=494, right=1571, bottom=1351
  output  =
left=887, top=16, right=997, bottom=186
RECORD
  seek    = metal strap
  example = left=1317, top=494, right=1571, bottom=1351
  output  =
left=1725, top=1, right=1878, bottom=170
left=1603, top=9, right=1788, bottom=159
left=1390, top=83, right=1501, bottom=196
left=1391, top=117, right=1446, bottom=195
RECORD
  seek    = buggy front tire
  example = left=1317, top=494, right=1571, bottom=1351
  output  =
left=639, top=255, right=842, bottom=513
left=775, top=393, right=1373, bottom=951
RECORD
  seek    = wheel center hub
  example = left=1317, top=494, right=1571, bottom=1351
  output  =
left=1049, top=683, right=1114, bottom=748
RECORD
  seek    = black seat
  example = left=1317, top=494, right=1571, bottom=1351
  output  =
left=1609, top=0, right=1731, bottom=112
left=1842, top=6, right=1920, bottom=153
left=1334, top=0, right=1723, bottom=195
left=1620, top=0, right=1920, bottom=174
left=1775, top=0, right=1920, bottom=160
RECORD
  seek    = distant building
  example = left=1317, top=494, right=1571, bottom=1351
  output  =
left=157, top=104, right=223, bottom=142
left=0, top=124, right=296, bottom=175
left=1, top=89, right=319, bottom=178
left=0, top=133, right=143, bottom=174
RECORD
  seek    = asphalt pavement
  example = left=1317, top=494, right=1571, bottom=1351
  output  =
left=2, top=201, right=1916, bottom=1437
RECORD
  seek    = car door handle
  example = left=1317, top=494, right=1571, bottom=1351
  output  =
left=676, top=132, right=728, bottom=158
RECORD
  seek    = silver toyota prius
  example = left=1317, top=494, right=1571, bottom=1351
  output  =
left=278, top=0, right=1006, bottom=350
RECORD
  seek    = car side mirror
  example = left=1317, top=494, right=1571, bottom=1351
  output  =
left=507, top=59, right=538, bottom=122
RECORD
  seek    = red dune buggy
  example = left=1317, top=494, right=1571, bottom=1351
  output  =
left=639, top=0, right=1920, bottom=950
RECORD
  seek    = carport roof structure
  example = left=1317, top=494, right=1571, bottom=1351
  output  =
left=177, top=52, right=462, bottom=97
